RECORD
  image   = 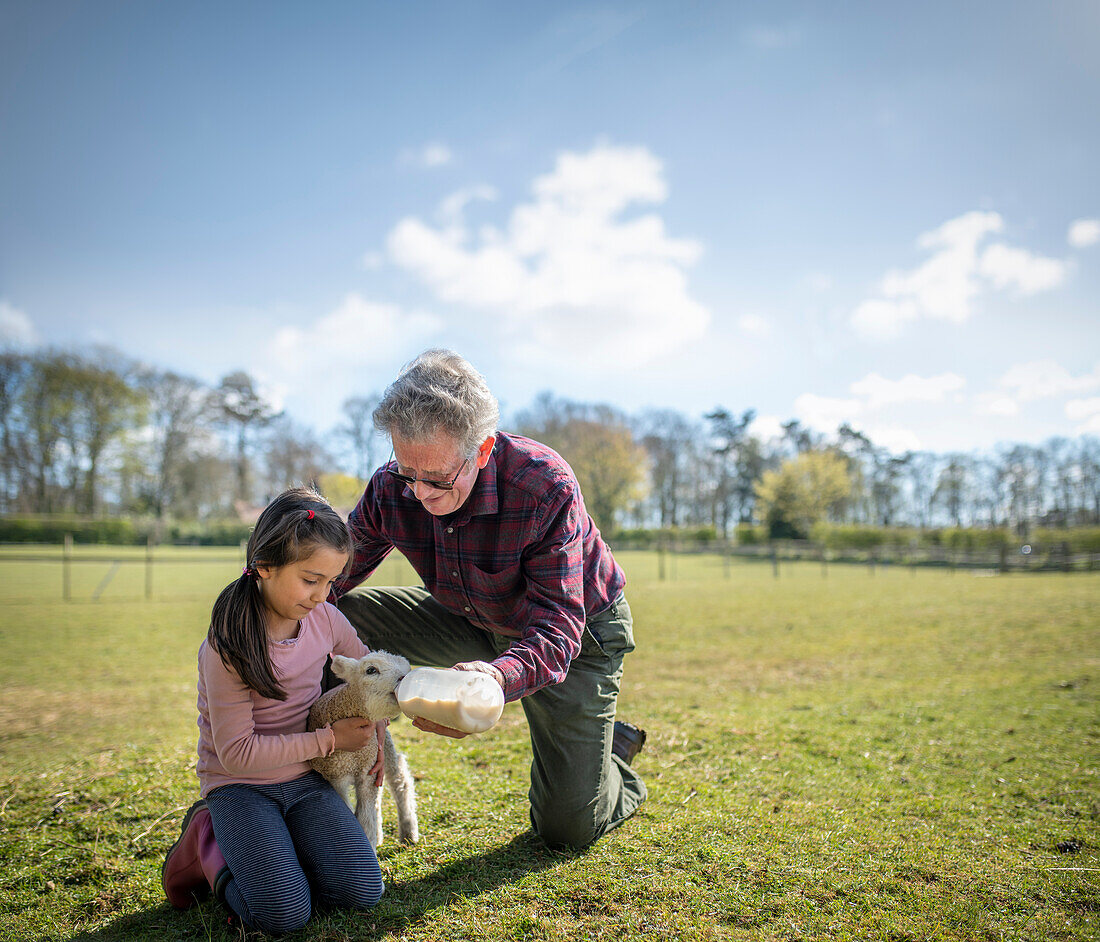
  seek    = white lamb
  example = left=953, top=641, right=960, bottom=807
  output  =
left=307, top=651, right=419, bottom=848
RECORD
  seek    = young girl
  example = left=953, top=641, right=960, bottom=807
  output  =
left=162, top=487, right=386, bottom=934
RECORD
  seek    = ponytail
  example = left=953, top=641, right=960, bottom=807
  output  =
left=209, top=569, right=285, bottom=701
left=206, top=486, right=352, bottom=701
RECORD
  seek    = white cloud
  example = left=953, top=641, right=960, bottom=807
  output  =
left=793, top=392, right=863, bottom=433
left=1067, top=218, right=1100, bottom=248
left=737, top=313, right=769, bottom=337
left=386, top=142, right=709, bottom=367
left=0, top=300, right=37, bottom=346
left=850, top=371, right=965, bottom=408
left=400, top=142, right=453, bottom=169
left=851, top=210, right=1068, bottom=340
left=997, top=359, right=1100, bottom=402
left=267, top=294, right=441, bottom=370
left=975, top=394, right=1020, bottom=417
left=850, top=298, right=919, bottom=340
left=748, top=413, right=785, bottom=442
left=862, top=425, right=923, bottom=454
left=438, top=185, right=498, bottom=223
left=1066, top=396, right=1100, bottom=421
left=978, top=243, right=1067, bottom=294
left=258, top=294, right=443, bottom=424
left=1067, top=398, right=1100, bottom=436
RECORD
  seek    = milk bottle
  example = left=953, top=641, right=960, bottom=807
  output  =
left=395, top=667, right=505, bottom=734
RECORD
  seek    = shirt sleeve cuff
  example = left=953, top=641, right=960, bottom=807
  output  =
left=316, top=726, right=337, bottom=757
left=490, top=654, right=528, bottom=703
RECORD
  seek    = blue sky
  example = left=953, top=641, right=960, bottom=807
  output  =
left=2, top=0, right=1098, bottom=454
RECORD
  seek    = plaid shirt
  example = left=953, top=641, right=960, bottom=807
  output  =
left=332, top=431, right=626, bottom=701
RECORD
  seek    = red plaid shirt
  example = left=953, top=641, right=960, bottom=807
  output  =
left=332, top=432, right=626, bottom=701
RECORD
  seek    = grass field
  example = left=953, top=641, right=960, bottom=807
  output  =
left=0, top=550, right=1096, bottom=941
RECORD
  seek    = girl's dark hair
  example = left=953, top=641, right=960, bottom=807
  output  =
left=207, top=486, right=352, bottom=701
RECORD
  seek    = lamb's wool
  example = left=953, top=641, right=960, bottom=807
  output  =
left=308, top=651, right=418, bottom=848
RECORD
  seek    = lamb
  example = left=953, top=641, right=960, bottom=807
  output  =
left=307, top=650, right=419, bottom=848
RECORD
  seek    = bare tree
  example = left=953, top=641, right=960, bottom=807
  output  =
left=214, top=371, right=279, bottom=503
left=339, top=394, right=382, bottom=482
left=516, top=393, right=647, bottom=532
left=140, top=368, right=215, bottom=518
left=638, top=409, right=698, bottom=529
left=705, top=407, right=756, bottom=537
left=263, top=415, right=334, bottom=495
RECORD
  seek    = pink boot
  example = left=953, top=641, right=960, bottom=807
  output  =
left=162, top=800, right=230, bottom=909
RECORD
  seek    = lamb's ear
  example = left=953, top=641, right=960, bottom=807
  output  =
left=330, top=655, right=356, bottom=680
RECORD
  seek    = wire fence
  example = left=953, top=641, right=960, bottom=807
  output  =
left=0, top=538, right=421, bottom=602
left=1, top=534, right=1096, bottom=602
left=611, top=537, right=1100, bottom=579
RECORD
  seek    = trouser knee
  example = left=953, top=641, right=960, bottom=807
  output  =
left=249, top=896, right=311, bottom=936
left=530, top=808, right=598, bottom=851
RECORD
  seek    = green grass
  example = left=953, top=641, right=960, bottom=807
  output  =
left=0, top=551, right=1096, bottom=941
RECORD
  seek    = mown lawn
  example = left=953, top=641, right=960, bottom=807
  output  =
left=0, top=550, right=1096, bottom=941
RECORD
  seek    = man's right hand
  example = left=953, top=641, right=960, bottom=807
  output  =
left=411, top=716, right=470, bottom=740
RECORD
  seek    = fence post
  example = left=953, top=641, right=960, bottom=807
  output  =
left=723, top=538, right=731, bottom=579
left=63, top=533, right=73, bottom=602
left=820, top=543, right=828, bottom=578
left=770, top=542, right=779, bottom=579
left=657, top=536, right=666, bottom=581
left=145, top=535, right=154, bottom=600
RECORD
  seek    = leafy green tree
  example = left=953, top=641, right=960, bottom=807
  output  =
left=754, top=449, right=852, bottom=539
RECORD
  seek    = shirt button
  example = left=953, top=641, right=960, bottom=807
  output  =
left=446, top=527, right=454, bottom=533
left=464, top=606, right=471, bottom=612
left=452, top=570, right=458, bottom=577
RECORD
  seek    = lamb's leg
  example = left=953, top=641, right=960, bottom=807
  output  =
left=383, top=729, right=419, bottom=845
left=354, top=771, right=383, bottom=848
left=329, top=772, right=357, bottom=813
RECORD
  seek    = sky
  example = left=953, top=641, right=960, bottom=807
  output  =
left=1, top=0, right=1098, bottom=455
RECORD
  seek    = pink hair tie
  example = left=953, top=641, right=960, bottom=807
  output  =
left=243, top=565, right=257, bottom=577
left=307, top=509, right=315, bottom=519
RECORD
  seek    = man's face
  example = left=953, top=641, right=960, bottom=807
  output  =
left=390, top=430, right=492, bottom=517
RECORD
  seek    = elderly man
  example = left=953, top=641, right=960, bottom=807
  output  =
left=331, top=348, right=647, bottom=850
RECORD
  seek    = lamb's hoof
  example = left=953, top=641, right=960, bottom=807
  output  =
left=612, top=721, right=646, bottom=765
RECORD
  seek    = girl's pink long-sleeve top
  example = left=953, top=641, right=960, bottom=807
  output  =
left=196, top=601, right=370, bottom=797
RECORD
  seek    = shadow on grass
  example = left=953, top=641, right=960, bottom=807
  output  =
left=61, top=831, right=573, bottom=941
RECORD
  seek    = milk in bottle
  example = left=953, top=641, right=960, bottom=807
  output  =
left=395, top=667, right=504, bottom=734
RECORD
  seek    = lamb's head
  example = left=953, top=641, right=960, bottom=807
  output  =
left=329, top=650, right=411, bottom=720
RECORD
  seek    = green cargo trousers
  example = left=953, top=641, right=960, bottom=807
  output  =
left=336, top=586, right=647, bottom=850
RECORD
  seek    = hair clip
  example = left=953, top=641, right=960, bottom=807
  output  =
left=307, top=509, right=315, bottom=519
left=242, top=565, right=257, bottom=577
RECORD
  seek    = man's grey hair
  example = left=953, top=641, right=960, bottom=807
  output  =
left=373, top=349, right=500, bottom=457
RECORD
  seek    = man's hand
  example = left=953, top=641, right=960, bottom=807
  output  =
left=453, top=659, right=505, bottom=690
left=411, top=716, right=470, bottom=739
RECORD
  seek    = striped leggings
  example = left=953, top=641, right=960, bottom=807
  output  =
left=204, top=771, right=383, bottom=934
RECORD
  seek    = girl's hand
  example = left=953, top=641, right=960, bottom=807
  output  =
left=331, top=716, right=376, bottom=752
left=367, top=719, right=389, bottom=786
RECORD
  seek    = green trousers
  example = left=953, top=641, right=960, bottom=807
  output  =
left=337, top=586, right=647, bottom=850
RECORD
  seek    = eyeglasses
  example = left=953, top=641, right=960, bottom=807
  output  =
left=385, top=451, right=470, bottom=491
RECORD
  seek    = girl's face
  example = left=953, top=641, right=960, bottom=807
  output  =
left=256, top=545, right=349, bottom=637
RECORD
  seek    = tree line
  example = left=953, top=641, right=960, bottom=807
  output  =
left=2, top=348, right=1098, bottom=539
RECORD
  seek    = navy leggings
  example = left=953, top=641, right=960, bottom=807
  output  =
left=204, top=771, right=383, bottom=935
